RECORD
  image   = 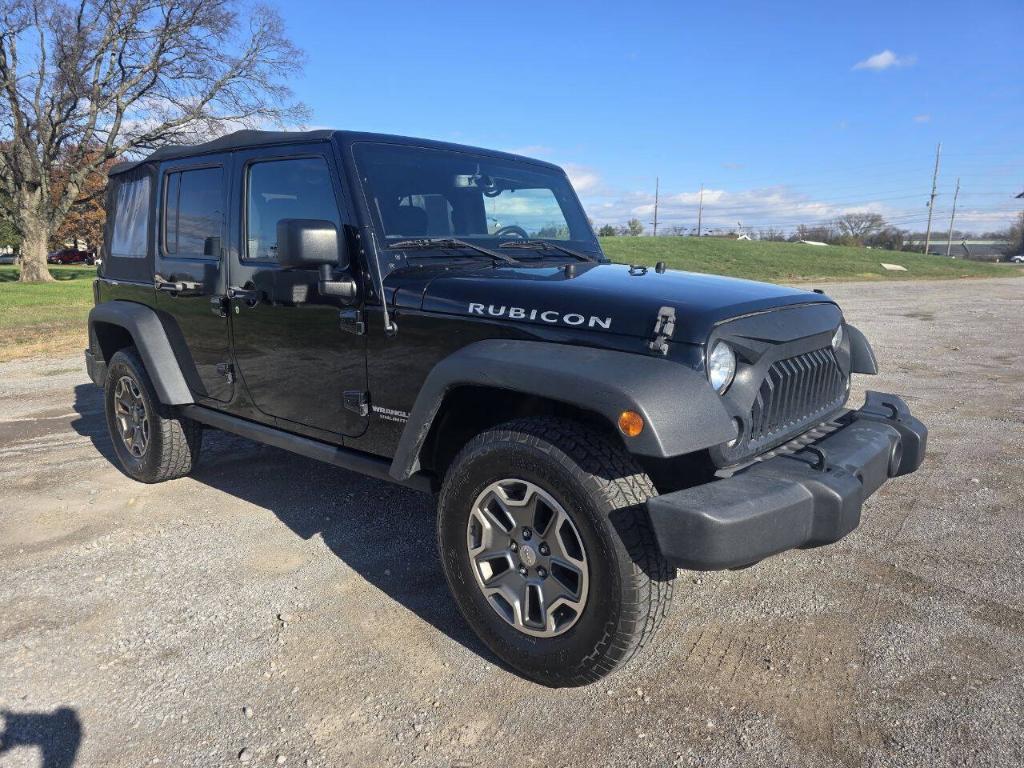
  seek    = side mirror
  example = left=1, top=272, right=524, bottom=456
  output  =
left=275, top=219, right=350, bottom=270
left=275, top=218, right=356, bottom=302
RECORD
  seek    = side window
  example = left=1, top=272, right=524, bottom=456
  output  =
left=110, top=176, right=151, bottom=259
left=246, top=157, right=341, bottom=261
left=164, top=167, right=224, bottom=258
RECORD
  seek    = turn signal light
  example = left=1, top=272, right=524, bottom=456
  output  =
left=617, top=410, right=645, bottom=437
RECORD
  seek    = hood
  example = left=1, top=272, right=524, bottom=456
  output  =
left=411, top=262, right=835, bottom=344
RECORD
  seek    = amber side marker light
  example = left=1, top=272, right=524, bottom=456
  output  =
left=617, top=410, right=645, bottom=437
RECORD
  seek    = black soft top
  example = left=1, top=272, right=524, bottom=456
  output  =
left=109, top=129, right=561, bottom=176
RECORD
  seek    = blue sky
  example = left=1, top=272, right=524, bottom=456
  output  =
left=281, top=0, right=1023, bottom=234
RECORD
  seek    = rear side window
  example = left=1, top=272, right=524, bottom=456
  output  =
left=164, top=167, right=224, bottom=257
left=109, top=176, right=151, bottom=259
left=245, top=157, right=340, bottom=261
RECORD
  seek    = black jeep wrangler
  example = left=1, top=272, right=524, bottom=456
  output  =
left=86, top=130, right=926, bottom=687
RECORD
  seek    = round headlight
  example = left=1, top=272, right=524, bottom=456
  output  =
left=707, top=341, right=736, bottom=393
left=832, top=324, right=844, bottom=350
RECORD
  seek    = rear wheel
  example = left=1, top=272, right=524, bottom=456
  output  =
left=104, top=347, right=202, bottom=483
left=437, top=416, right=674, bottom=687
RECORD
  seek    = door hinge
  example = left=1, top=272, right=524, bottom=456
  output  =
left=343, top=390, right=369, bottom=417
left=216, top=362, right=235, bottom=384
left=649, top=306, right=676, bottom=355
left=339, top=308, right=366, bottom=335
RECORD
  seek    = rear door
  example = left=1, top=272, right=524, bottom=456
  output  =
left=154, top=157, right=233, bottom=403
left=226, top=144, right=368, bottom=437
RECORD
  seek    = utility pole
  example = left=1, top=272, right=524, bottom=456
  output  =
left=651, top=177, right=659, bottom=237
left=945, top=177, right=960, bottom=257
left=696, top=183, right=704, bottom=237
left=923, top=142, right=941, bottom=255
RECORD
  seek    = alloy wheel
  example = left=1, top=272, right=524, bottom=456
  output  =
left=466, top=479, right=589, bottom=637
left=113, top=375, right=150, bottom=458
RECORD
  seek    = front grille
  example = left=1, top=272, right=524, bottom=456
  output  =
left=749, top=347, right=846, bottom=442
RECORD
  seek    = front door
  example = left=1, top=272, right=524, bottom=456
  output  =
left=227, top=145, right=368, bottom=437
left=154, top=157, right=233, bottom=403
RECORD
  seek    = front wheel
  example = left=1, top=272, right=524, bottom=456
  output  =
left=104, top=347, right=202, bottom=483
left=437, top=417, right=675, bottom=687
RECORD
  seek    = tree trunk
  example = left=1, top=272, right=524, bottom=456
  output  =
left=17, top=198, right=56, bottom=283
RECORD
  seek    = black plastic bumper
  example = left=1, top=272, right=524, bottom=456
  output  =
left=647, top=391, right=927, bottom=570
left=85, top=348, right=106, bottom=387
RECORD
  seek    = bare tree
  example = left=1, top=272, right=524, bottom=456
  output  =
left=0, top=0, right=306, bottom=282
left=834, top=212, right=886, bottom=242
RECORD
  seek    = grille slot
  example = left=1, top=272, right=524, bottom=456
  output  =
left=749, top=348, right=845, bottom=442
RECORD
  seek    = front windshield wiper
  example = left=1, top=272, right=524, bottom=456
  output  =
left=497, top=240, right=596, bottom=262
left=390, top=238, right=518, bottom=265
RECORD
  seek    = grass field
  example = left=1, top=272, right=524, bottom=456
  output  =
left=599, top=237, right=1019, bottom=282
left=0, top=264, right=95, bottom=362
left=0, top=241, right=1019, bottom=362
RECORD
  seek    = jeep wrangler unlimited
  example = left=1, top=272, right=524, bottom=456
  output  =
left=86, top=130, right=927, bottom=687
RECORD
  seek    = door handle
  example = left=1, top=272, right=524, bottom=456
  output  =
left=155, top=275, right=202, bottom=295
left=228, top=286, right=260, bottom=308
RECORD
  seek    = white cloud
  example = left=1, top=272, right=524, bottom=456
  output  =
left=579, top=181, right=1019, bottom=235
left=582, top=184, right=901, bottom=233
left=853, top=50, right=916, bottom=71
left=563, top=163, right=603, bottom=195
left=913, top=114, right=931, bottom=123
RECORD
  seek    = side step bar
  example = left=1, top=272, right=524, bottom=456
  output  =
left=180, top=405, right=433, bottom=494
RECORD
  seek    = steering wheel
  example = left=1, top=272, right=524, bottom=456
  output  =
left=493, top=225, right=529, bottom=239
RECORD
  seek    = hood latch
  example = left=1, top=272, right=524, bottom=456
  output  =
left=649, top=306, right=676, bottom=355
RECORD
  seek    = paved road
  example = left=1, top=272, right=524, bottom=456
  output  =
left=1, top=277, right=1022, bottom=768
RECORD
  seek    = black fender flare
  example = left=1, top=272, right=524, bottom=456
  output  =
left=388, top=339, right=737, bottom=481
left=847, top=323, right=878, bottom=375
left=88, top=302, right=194, bottom=405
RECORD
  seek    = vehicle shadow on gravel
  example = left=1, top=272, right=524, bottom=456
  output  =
left=0, top=706, right=82, bottom=767
left=70, top=385, right=502, bottom=669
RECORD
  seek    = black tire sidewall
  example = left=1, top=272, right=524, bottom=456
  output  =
left=438, top=428, right=640, bottom=685
left=104, top=351, right=163, bottom=483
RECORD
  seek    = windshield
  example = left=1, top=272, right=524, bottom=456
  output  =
left=353, top=142, right=598, bottom=252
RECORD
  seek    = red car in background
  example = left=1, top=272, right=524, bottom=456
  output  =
left=47, top=248, right=95, bottom=265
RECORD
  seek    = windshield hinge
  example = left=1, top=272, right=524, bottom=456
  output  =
left=339, top=308, right=365, bottom=335
left=648, top=306, right=676, bottom=355
left=344, top=390, right=369, bottom=417
left=216, top=362, right=235, bottom=384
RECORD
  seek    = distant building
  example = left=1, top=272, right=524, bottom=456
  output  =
left=926, top=239, right=1011, bottom=261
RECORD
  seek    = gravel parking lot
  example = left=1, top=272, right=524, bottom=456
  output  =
left=1, top=277, right=1022, bottom=768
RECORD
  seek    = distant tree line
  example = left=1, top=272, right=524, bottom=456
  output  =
left=595, top=211, right=1024, bottom=256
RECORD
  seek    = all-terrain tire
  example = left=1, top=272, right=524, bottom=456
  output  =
left=437, top=416, right=675, bottom=687
left=104, top=347, right=202, bottom=483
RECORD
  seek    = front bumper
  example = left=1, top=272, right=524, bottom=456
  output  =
left=647, top=391, right=927, bottom=570
left=85, top=348, right=106, bottom=387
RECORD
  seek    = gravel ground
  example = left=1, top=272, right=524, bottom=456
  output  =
left=1, top=277, right=1022, bottom=768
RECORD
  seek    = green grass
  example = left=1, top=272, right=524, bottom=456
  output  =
left=0, top=264, right=95, bottom=361
left=0, top=241, right=1020, bottom=362
left=599, top=237, right=1020, bottom=282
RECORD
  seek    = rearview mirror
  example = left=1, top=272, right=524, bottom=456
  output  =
left=275, top=219, right=350, bottom=270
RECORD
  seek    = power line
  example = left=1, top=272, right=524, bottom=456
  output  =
left=922, top=143, right=941, bottom=254
left=946, top=178, right=961, bottom=257
left=696, top=183, right=704, bottom=237
left=651, top=177, right=659, bottom=237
